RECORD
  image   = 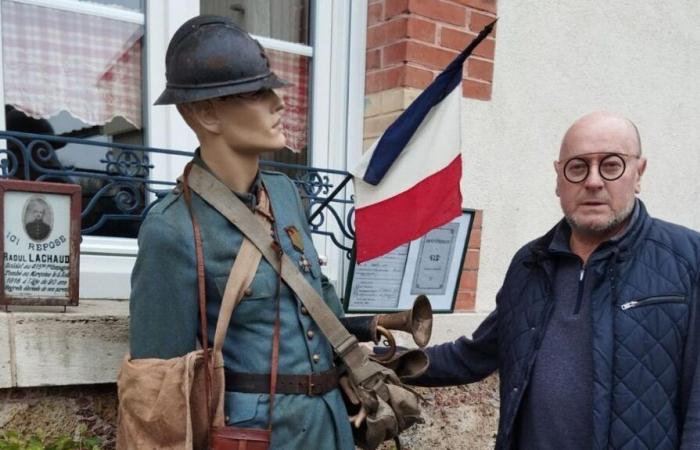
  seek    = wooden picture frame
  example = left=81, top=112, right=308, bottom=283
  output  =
left=0, top=179, right=81, bottom=307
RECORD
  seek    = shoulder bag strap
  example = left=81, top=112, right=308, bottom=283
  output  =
left=184, top=163, right=281, bottom=431
left=187, top=164, right=374, bottom=384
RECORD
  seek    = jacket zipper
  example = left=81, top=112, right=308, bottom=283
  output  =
left=620, top=295, right=686, bottom=311
left=573, top=266, right=585, bottom=315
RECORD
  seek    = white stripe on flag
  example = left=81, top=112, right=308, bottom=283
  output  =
left=352, top=86, right=462, bottom=208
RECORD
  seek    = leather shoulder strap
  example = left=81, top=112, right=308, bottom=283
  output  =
left=187, top=164, right=371, bottom=381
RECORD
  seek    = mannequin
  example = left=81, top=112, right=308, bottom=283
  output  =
left=128, top=15, right=354, bottom=450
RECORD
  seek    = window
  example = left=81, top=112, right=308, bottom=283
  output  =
left=200, top=0, right=311, bottom=167
left=1, top=0, right=145, bottom=237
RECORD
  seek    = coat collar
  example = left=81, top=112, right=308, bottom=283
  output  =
left=525, top=199, right=652, bottom=267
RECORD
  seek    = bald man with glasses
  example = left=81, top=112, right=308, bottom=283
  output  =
left=408, top=112, right=700, bottom=450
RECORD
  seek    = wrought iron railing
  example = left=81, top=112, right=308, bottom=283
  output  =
left=0, top=131, right=355, bottom=253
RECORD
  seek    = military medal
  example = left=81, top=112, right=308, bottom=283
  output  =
left=298, top=255, right=312, bottom=273
left=286, top=226, right=313, bottom=273
left=285, top=226, right=305, bottom=253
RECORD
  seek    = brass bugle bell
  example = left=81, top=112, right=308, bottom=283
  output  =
left=340, top=295, right=433, bottom=361
left=376, top=294, right=432, bottom=348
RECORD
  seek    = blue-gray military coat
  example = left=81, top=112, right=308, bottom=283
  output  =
left=129, top=160, right=354, bottom=450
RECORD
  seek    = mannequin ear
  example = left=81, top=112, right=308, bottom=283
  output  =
left=179, top=100, right=221, bottom=134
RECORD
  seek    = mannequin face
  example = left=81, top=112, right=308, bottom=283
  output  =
left=212, top=89, right=286, bottom=155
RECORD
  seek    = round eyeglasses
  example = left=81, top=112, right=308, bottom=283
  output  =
left=562, top=153, right=638, bottom=183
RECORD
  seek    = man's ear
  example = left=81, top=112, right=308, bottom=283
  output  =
left=553, top=160, right=561, bottom=197
left=634, top=156, right=647, bottom=194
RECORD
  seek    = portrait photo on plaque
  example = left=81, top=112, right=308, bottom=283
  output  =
left=344, top=209, right=474, bottom=313
left=0, top=179, right=81, bottom=306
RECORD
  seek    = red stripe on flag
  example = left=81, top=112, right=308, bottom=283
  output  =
left=355, top=155, right=463, bottom=263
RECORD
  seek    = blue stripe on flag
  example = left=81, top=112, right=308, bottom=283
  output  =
left=362, top=21, right=495, bottom=186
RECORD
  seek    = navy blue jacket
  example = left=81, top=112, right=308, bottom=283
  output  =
left=413, top=201, right=700, bottom=450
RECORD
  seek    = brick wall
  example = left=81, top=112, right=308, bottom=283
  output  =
left=366, top=0, right=497, bottom=99
left=363, top=0, right=496, bottom=311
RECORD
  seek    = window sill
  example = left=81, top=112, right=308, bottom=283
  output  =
left=0, top=301, right=488, bottom=389
left=0, top=299, right=129, bottom=388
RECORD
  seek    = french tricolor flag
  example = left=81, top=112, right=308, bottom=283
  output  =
left=352, top=21, right=495, bottom=263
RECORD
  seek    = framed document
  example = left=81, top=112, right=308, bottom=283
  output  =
left=0, top=180, right=81, bottom=307
left=344, top=209, right=474, bottom=313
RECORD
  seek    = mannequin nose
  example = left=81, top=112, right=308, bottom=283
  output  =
left=271, top=91, right=285, bottom=112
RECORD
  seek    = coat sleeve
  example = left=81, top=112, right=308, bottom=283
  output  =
left=407, top=307, right=499, bottom=386
left=681, top=274, right=700, bottom=449
left=129, top=213, right=199, bottom=359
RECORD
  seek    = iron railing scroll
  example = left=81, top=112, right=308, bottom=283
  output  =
left=0, top=131, right=355, bottom=254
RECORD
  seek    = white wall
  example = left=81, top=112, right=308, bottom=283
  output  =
left=461, top=1, right=700, bottom=312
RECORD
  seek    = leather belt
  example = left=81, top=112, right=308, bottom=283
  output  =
left=225, top=367, right=339, bottom=396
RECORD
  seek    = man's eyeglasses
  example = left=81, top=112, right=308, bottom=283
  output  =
left=560, top=152, right=640, bottom=183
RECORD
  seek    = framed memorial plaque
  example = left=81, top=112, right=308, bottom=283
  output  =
left=344, top=209, right=474, bottom=313
left=0, top=180, right=81, bottom=307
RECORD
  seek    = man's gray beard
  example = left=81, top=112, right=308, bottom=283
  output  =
left=565, top=201, right=635, bottom=237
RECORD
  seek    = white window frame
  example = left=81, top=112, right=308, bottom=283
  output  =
left=0, top=0, right=367, bottom=298
left=0, top=0, right=146, bottom=298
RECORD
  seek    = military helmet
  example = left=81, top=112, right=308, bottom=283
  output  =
left=154, top=15, right=289, bottom=105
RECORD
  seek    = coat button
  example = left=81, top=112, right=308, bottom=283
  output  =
left=312, top=354, right=320, bottom=363
left=301, top=306, right=309, bottom=315
left=244, top=288, right=253, bottom=296
left=307, top=330, right=314, bottom=340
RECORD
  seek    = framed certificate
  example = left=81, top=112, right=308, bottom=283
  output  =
left=0, top=179, right=81, bottom=307
left=344, top=209, right=474, bottom=313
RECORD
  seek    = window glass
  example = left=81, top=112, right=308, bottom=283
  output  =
left=200, top=0, right=311, bottom=169
left=200, top=0, right=308, bottom=44
left=76, top=0, right=144, bottom=12
left=1, top=0, right=146, bottom=237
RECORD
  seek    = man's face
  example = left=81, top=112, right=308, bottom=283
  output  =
left=554, top=115, right=647, bottom=238
left=214, top=89, right=286, bottom=155
left=29, top=204, right=45, bottom=222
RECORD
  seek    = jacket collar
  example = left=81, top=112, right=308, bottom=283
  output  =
left=526, top=199, right=651, bottom=266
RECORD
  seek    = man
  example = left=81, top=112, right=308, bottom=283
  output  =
left=128, top=15, right=354, bottom=449
left=411, top=111, right=700, bottom=449
left=24, top=197, right=51, bottom=241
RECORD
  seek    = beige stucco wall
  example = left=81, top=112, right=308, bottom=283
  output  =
left=461, top=1, right=700, bottom=313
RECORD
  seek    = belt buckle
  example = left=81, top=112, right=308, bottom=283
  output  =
left=307, top=373, right=316, bottom=396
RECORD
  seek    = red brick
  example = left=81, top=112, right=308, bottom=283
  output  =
left=403, top=64, right=434, bottom=89
left=365, top=65, right=433, bottom=92
left=467, top=226, right=482, bottom=249
left=385, top=0, right=409, bottom=19
left=474, top=37, right=495, bottom=59
left=367, top=2, right=383, bottom=27
left=406, top=17, right=436, bottom=43
left=441, top=28, right=495, bottom=59
left=472, top=209, right=483, bottom=229
left=463, top=249, right=480, bottom=270
left=455, top=291, right=476, bottom=311
left=462, top=79, right=491, bottom=100
left=467, top=58, right=494, bottom=82
left=408, top=0, right=466, bottom=26
left=405, top=41, right=458, bottom=70
left=458, top=270, right=478, bottom=291
left=366, top=18, right=407, bottom=49
left=366, top=49, right=381, bottom=70
left=365, top=66, right=403, bottom=93
left=382, top=41, right=407, bottom=66
left=470, top=11, right=497, bottom=36
left=451, top=0, right=497, bottom=14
